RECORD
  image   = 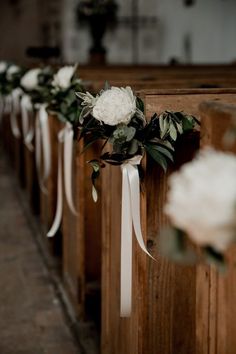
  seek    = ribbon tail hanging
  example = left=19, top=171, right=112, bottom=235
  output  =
left=120, top=158, right=154, bottom=318
left=35, top=112, right=46, bottom=194
left=63, top=123, right=78, bottom=216
left=47, top=133, right=63, bottom=237
left=10, top=90, right=21, bottom=138
left=127, top=164, right=154, bottom=260
left=120, top=165, right=133, bottom=317
left=35, top=105, right=51, bottom=194
left=21, top=95, right=34, bottom=151
left=40, top=105, right=51, bottom=185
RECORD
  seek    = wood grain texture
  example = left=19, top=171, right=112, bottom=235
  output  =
left=62, top=138, right=102, bottom=320
left=62, top=140, right=85, bottom=316
left=142, top=91, right=236, bottom=354
left=101, top=89, right=236, bottom=354
left=200, top=101, right=236, bottom=354
left=24, top=142, right=40, bottom=214
left=40, top=115, right=63, bottom=229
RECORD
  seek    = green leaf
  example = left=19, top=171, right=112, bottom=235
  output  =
left=175, top=121, right=183, bottom=134
left=128, top=139, right=139, bottom=155
left=182, top=117, right=195, bottom=131
left=159, top=227, right=197, bottom=264
left=203, top=246, right=227, bottom=273
left=136, top=96, right=145, bottom=113
left=159, top=115, right=169, bottom=139
left=89, top=160, right=100, bottom=172
left=145, top=144, right=168, bottom=172
left=155, top=145, right=174, bottom=162
left=169, top=123, right=178, bottom=141
left=88, top=160, right=101, bottom=202
left=92, top=185, right=98, bottom=203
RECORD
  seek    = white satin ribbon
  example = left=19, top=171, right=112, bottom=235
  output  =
left=9, top=88, right=22, bottom=138
left=120, top=156, right=154, bottom=317
left=21, top=95, right=34, bottom=151
left=47, top=122, right=77, bottom=237
left=35, top=104, right=51, bottom=194
left=3, top=95, right=12, bottom=115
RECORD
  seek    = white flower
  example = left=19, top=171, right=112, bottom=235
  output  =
left=92, top=86, right=137, bottom=126
left=0, top=61, right=7, bottom=74
left=6, top=65, right=20, bottom=80
left=52, top=65, right=76, bottom=89
left=20, top=68, right=41, bottom=90
left=165, top=149, right=236, bottom=251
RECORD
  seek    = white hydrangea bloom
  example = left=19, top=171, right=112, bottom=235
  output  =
left=6, top=65, right=20, bottom=80
left=20, top=68, right=41, bottom=90
left=165, top=149, right=236, bottom=251
left=52, top=65, right=76, bottom=89
left=0, top=61, right=7, bottom=74
left=92, top=86, right=136, bottom=126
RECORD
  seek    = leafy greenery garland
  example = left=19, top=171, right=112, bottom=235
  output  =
left=76, top=87, right=199, bottom=196
left=0, top=63, right=24, bottom=96
left=20, top=66, right=55, bottom=106
left=47, top=77, right=84, bottom=129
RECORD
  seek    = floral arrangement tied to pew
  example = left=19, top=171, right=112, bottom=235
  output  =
left=76, top=84, right=199, bottom=317
left=76, top=85, right=199, bottom=201
left=162, top=148, right=236, bottom=271
left=0, top=61, right=24, bottom=97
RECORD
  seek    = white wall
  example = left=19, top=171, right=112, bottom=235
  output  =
left=0, top=0, right=235, bottom=65
left=157, top=0, right=236, bottom=64
left=61, top=0, right=236, bottom=64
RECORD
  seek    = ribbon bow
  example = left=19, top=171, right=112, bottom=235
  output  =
left=120, top=156, right=154, bottom=317
left=47, top=122, right=77, bottom=237
left=21, top=94, right=34, bottom=151
left=35, top=104, right=51, bottom=194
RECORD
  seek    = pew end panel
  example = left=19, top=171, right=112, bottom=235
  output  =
left=200, top=100, right=236, bottom=354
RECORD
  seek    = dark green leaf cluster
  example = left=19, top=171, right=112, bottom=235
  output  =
left=0, top=65, right=25, bottom=96
left=47, top=80, right=84, bottom=128
left=78, top=103, right=199, bottom=171
left=21, top=66, right=55, bottom=106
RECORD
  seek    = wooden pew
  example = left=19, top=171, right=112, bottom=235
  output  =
left=199, top=100, right=236, bottom=354
left=79, top=65, right=236, bottom=84
left=60, top=74, right=219, bottom=321
left=1, top=111, right=25, bottom=187
left=24, top=139, right=40, bottom=214
left=62, top=139, right=101, bottom=323
left=101, top=88, right=236, bottom=354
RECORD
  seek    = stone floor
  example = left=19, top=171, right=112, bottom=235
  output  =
left=0, top=152, right=81, bottom=354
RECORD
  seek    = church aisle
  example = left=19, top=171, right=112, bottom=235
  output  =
left=0, top=151, right=80, bottom=354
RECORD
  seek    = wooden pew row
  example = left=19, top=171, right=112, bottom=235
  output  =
left=79, top=65, right=236, bottom=82
left=23, top=140, right=39, bottom=214
left=60, top=79, right=236, bottom=322
left=6, top=72, right=236, bottom=348
left=101, top=89, right=236, bottom=354
left=1, top=112, right=25, bottom=188
left=62, top=139, right=101, bottom=322
left=200, top=100, right=236, bottom=354
left=60, top=81, right=236, bottom=333
left=88, top=78, right=236, bottom=94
